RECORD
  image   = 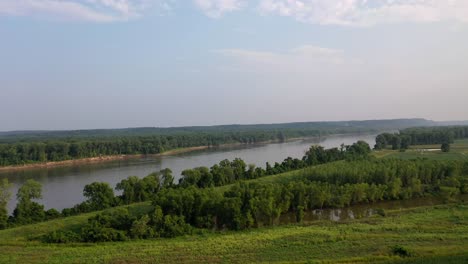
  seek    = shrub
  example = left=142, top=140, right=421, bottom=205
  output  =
left=391, top=245, right=412, bottom=257
left=43, top=230, right=80, bottom=243
left=161, top=215, right=192, bottom=238
left=81, top=225, right=127, bottom=242
left=375, top=208, right=386, bottom=217
left=130, top=215, right=153, bottom=239
left=441, top=143, right=451, bottom=153
left=45, top=209, right=61, bottom=220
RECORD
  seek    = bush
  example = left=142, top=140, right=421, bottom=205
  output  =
left=43, top=230, right=80, bottom=243
left=130, top=215, right=153, bottom=239
left=391, top=245, right=412, bottom=257
left=375, top=208, right=386, bottom=217
left=45, top=209, right=61, bottom=220
left=81, top=225, right=127, bottom=242
left=160, top=215, right=192, bottom=238
left=441, top=143, right=451, bottom=153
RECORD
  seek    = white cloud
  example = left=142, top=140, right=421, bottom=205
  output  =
left=258, top=0, right=468, bottom=26
left=3, top=0, right=468, bottom=25
left=193, top=0, right=245, bottom=18
left=0, top=0, right=157, bottom=22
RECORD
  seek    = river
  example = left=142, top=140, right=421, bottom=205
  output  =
left=0, top=133, right=376, bottom=212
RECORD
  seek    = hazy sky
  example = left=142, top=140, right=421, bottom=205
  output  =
left=1, top=0, right=468, bottom=131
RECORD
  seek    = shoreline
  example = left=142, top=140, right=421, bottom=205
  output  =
left=0, top=132, right=377, bottom=173
left=0, top=146, right=210, bottom=172
left=0, top=138, right=305, bottom=173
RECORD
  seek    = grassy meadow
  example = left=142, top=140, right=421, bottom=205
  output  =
left=373, top=139, right=468, bottom=161
left=0, top=201, right=467, bottom=263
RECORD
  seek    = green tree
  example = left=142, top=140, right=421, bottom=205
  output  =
left=13, top=179, right=45, bottom=224
left=0, top=179, right=12, bottom=229
left=160, top=168, right=174, bottom=188
left=441, top=143, right=451, bottom=153
left=346, top=141, right=371, bottom=159
left=130, top=215, right=152, bottom=239
left=17, top=179, right=42, bottom=202
left=116, top=176, right=139, bottom=204
left=83, top=182, right=115, bottom=210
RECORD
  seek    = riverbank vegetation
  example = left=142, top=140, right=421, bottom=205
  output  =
left=0, top=118, right=430, bottom=167
left=374, top=126, right=468, bottom=150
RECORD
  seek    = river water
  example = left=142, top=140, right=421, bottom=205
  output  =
left=0, top=134, right=376, bottom=212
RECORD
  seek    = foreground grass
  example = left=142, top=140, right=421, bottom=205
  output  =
left=0, top=202, right=467, bottom=264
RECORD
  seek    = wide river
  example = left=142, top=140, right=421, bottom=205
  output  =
left=1, top=134, right=376, bottom=212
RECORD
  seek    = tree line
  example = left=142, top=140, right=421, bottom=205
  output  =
left=374, top=126, right=468, bottom=150
left=0, top=127, right=372, bottom=166
left=178, top=141, right=371, bottom=188
left=0, top=118, right=434, bottom=166
left=44, top=158, right=468, bottom=243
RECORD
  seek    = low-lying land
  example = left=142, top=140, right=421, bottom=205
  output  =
left=373, top=139, right=468, bottom=161
left=0, top=201, right=466, bottom=263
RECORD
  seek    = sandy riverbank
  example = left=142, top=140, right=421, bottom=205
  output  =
left=0, top=133, right=374, bottom=173
left=0, top=146, right=210, bottom=172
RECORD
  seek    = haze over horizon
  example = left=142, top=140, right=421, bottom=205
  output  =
left=2, top=116, right=466, bottom=133
left=2, top=1, right=468, bottom=131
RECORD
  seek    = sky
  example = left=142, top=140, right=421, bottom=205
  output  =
left=1, top=0, right=468, bottom=131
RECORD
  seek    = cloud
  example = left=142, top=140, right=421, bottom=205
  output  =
left=193, top=0, right=245, bottom=18
left=258, top=0, right=468, bottom=26
left=0, top=0, right=157, bottom=22
left=3, top=1, right=468, bottom=25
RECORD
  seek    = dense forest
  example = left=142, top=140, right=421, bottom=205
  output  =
left=0, top=118, right=430, bottom=167
left=374, top=126, right=468, bottom=150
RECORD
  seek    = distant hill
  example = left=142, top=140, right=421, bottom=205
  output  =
left=434, top=120, right=468, bottom=126
left=0, top=118, right=436, bottom=143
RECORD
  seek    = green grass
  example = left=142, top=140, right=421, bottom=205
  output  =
left=379, top=151, right=468, bottom=161
left=373, top=139, right=468, bottom=161
left=0, top=202, right=467, bottom=263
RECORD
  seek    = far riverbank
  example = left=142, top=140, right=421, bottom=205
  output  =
left=0, top=137, right=309, bottom=173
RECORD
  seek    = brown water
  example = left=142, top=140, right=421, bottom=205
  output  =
left=0, top=133, right=376, bottom=212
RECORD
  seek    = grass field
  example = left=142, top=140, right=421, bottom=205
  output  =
left=373, top=139, right=468, bottom=161
left=0, top=201, right=467, bottom=264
